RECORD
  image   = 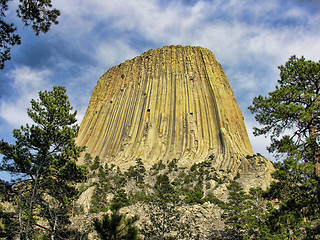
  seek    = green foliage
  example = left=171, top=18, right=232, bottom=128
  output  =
left=17, top=0, right=60, bottom=35
left=111, top=189, right=130, bottom=212
left=140, top=202, right=194, bottom=240
left=150, top=160, right=166, bottom=175
left=263, top=160, right=320, bottom=239
left=184, top=185, right=204, bottom=204
left=0, top=0, right=60, bottom=69
left=89, top=163, right=130, bottom=214
left=90, top=183, right=109, bottom=213
left=131, top=190, right=150, bottom=203
left=0, top=86, right=87, bottom=239
left=188, top=159, right=214, bottom=183
left=94, top=212, right=140, bottom=240
left=154, top=174, right=179, bottom=203
left=222, top=182, right=271, bottom=240
left=152, top=160, right=166, bottom=170
left=138, top=168, right=203, bottom=239
left=84, top=153, right=93, bottom=166
left=113, top=167, right=126, bottom=189
left=87, top=156, right=234, bottom=239
left=90, top=156, right=101, bottom=170
left=138, top=170, right=195, bottom=239
left=167, top=158, right=178, bottom=172
left=125, top=159, right=146, bottom=184
left=249, top=56, right=320, bottom=239
left=204, top=192, right=224, bottom=207
left=0, top=181, right=18, bottom=239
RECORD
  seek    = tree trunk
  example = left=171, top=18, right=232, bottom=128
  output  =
left=310, top=121, right=320, bottom=179
left=24, top=172, right=40, bottom=240
left=316, top=162, right=320, bottom=179
left=18, top=195, right=23, bottom=240
left=51, top=216, right=57, bottom=240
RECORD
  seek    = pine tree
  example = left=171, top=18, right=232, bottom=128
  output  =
left=140, top=173, right=193, bottom=239
left=94, top=212, right=140, bottom=240
left=249, top=56, right=320, bottom=238
left=0, top=86, right=87, bottom=239
left=222, top=181, right=272, bottom=239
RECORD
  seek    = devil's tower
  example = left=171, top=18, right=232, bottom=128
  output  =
left=77, top=45, right=269, bottom=178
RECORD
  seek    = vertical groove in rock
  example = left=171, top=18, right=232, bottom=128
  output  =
left=76, top=45, right=254, bottom=172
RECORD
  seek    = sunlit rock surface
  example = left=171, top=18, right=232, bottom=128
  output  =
left=76, top=45, right=272, bottom=180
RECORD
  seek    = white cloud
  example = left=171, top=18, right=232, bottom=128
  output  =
left=52, top=0, right=320, bottom=69
left=0, top=67, right=52, bottom=127
left=94, top=40, right=139, bottom=68
left=285, top=7, right=306, bottom=19
left=229, top=71, right=257, bottom=91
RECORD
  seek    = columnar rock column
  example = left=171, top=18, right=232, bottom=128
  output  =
left=76, top=45, right=255, bottom=173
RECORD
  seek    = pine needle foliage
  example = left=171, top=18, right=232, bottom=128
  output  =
left=249, top=56, right=320, bottom=239
left=0, top=86, right=87, bottom=239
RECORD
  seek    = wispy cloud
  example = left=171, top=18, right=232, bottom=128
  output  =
left=0, top=67, right=52, bottom=127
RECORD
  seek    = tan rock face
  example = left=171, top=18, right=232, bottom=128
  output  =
left=76, top=45, right=257, bottom=173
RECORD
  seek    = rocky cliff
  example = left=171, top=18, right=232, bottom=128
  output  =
left=77, top=45, right=265, bottom=178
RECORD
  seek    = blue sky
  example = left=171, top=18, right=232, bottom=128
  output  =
left=0, top=0, right=320, bottom=170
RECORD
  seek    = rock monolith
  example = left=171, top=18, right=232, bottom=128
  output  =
left=76, top=45, right=273, bottom=184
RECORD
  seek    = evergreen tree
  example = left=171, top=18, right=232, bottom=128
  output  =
left=110, top=189, right=130, bottom=212
left=0, top=86, right=87, bottom=239
left=249, top=56, right=320, bottom=238
left=84, top=153, right=93, bottom=166
left=154, top=174, right=178, bottom=203
left=94, top=211, right=140, bottom=240
left=140, top=173, right=193, bottom=239
left=90, top=156, right=101, bottom=170
left=125, top=158, right=146, bottom=184
left=222, top=181, right=272, bottom=239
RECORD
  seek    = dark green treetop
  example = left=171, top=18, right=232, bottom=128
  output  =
left=0, top=0, right=60, bottom=69
left=94, top=211, right=140, bottom=240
